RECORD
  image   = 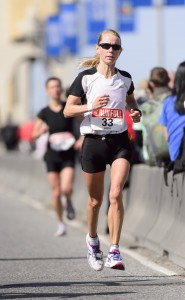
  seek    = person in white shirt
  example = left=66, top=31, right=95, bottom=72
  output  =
left=64, top=29, right=141, bottom=271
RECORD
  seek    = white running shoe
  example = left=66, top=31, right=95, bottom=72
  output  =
left=105, top=250, right=125, bottom=270
left=86, top=234, right=104, bottom=271
left=54, top=223, right=66, bottom=237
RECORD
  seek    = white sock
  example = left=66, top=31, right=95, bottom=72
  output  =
left=87, top=233, right=99, bottom=245
left=110, top=244, right=119, bottom=252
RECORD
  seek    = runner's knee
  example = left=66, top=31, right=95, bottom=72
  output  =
left=88, top=197, right=102, bottom=208
left=61, top=186, right=73, bottom=197
left=109, top=187, right=122, bottom=205
left=52, top=186, right=61, bottom=199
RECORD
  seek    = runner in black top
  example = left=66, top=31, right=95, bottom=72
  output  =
left=32, top=77, right=83, bottom=237
left=64, top=29, right=142, bottom=271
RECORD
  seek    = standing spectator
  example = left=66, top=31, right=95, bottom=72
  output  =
left=32, top=77, right=82, bottom=237
left=140, top=67, right=171, bottom=166
left=64, top=29, right=141, bottom=271
left=160, top=61, right=185, bottom=167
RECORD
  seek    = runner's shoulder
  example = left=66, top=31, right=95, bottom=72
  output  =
left=117, top=69, right=132, bottom=79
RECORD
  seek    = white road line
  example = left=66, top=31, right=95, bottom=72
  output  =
left=99, top=234, right=178, bottom=276
left=64, top=218, right=178, bottom=277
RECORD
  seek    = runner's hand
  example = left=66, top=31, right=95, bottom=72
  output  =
left=92, top=95, right=109, bottom=110
left=129, top=109, right=141, bottom=123
left=40, top=124, right=49, bottom=135
left=74, top=136, right=84, bottom=150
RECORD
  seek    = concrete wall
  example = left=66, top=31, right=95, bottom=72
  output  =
left=123, top=164, right=185, bottom=268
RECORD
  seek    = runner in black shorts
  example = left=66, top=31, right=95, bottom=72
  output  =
left=64, top=29, right=142, bottom=271
left=32, top=77, right=83, bottom=237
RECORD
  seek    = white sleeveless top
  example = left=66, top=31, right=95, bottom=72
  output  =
left=68, top=67, right=134, bottom=135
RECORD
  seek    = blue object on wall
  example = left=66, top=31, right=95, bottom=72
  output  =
left=86, top=0, right=107, bottom=45
left=45, top=15, right=61, bottom=57
left=117, top=0, right=135, bottom=32
left=133, top=0, right=152, bottom=6
left=165, top=0, right=185, bottom=5
left=59, top=3, right=78, bottom=54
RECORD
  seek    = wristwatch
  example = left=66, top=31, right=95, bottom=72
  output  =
left=133, top=108, right=142, bottom=117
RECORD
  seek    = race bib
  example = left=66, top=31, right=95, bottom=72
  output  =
left=49, top=132, right=75, bottom=151
left=91, top=108, right=124, bottom=131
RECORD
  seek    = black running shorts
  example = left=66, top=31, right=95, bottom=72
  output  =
left=46, top=160, right=75, bottom=172
left=81, top=131, right=132, bottom=173
left=44, top=148, right=75, bottom=173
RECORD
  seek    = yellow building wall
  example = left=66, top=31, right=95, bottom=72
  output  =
left=0, top=0, right=76, bottom=126
left=8, top=0, right=59, bottom=40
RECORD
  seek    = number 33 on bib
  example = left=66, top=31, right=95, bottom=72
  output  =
left=90, top=108, right=124, bottom=131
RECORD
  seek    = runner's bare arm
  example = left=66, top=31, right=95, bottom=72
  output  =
left=64, top=94, right=109, bottom=118
left=64, top=96, right=88, bottom=118
left=32, top=118, right=48, bottom=139
left=74, top=135, right=84, bottom=151
left=126, top=93, right=142, bottom=123
left=126, top=93, right=139, bottom=111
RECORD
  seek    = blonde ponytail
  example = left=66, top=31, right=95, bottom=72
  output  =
left=79, top=55, right=100, bottom=68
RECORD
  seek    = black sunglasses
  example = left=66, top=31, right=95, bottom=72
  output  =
left=98, top=43, right=121, bottom=51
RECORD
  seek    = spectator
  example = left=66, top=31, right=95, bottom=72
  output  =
left=1, top=123, right=19, bottom=150
left=140, top=67, right=171, bottom=166
left=159, top=61, right=185, bottom=172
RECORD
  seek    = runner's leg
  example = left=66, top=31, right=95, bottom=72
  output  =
left=105, top=158, right=130, bottom=269
left=48, top=172, right=63, bottom=222
left=83, top=171, right=105, bottom=237
left=108, top=158, right=130, bottom=244
left=60, top=167, right=75, bottom=219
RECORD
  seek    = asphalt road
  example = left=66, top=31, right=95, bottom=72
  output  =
left=1, top=182, right=185, bottom=300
